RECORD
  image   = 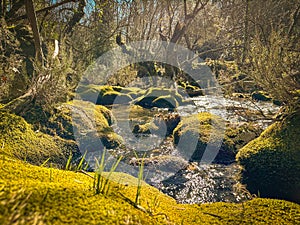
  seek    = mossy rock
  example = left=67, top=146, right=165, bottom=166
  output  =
left=0, top=111, right=65, bottom=167
left=98, top=91, right=133, bottom=105
left=132, top=113, right=181, bottom=138
left=112, top=86, right=145, bottom=99
left=153, top=113, right=181, bottom=136
left=177, top=83, right=203, bottom=97
left=77, top=85, right=141, bottom=105
left=173, top=112, right=236, bottom=164
left=68, top=100, right=123, bottom=149
left=132, top=122, right=159, bottom=134
left=0, top=155, right=300, bottom=224
left=236, top=112, right=300, bottom=203
left=152, top=95, right=179, bottom=109
left=29, top=100, right=122, bottom=150
left=185, top=85, right=204, bottom=97
left=251, top=91, right=272, bottom=102
left=135, top=88, right=185, bottom=109
left=226, top=123, right=262, bottom=150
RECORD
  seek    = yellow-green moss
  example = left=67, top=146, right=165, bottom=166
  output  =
left=42, top=100, right=118, bottom=144
left=0, top=155, right=299, bottom=224
left=236, top=112, right=300, bottom=203
left=0, top=101, right=122, bottom=167
left=0, top=111, right=64, bottom=166
left=101, top=91, right=133, bottom=105
left=173, top=113, right=261, bottom=163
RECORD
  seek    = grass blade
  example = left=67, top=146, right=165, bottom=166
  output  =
left=76, top=150, right=87, bottom=171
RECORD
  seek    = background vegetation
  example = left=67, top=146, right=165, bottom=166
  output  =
left=0, top=0, right=299, bottom=115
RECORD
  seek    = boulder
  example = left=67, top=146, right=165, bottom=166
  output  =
left=135, top=88, right=186, bottom=109
left=173, top=112, right=236, bottom=164
left=77, top=85, right=135, bottom=105
left=236, top=112, right=300, bottom=203
left=98, top=91, right=132, bottom=105
left=251, top=91, right=272, bottom=102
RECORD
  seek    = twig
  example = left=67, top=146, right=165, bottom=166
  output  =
left=202, top=212, right=222, bottom=219
left=77, top=170, right=95, bottom=179
left=118, top=192, right=169, bottom=220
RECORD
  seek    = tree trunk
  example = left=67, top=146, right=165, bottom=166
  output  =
left=25, top=0, right=43, bottom=63
left=242, top=0, right=250, bottom=62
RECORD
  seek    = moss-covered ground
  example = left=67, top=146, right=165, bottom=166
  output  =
left=0, top=111, right=65, bottom=167
left=0, top=154, right=299, bottom=224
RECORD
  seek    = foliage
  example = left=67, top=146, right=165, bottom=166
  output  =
left=33, top=40, right=80, bottom=110
left=244, top=29, right=300, bottom=109
left=0, top=19, right=26, bottom=103
left=94, top=148, right=123, bottom=195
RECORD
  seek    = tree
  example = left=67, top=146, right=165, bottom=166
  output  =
left=0, top=0, right=87, bottom=114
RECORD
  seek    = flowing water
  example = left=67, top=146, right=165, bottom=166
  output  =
left=110, top=96, right=280, bottom=204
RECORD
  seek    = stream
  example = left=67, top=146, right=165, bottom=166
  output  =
left=107, top=95, right=280, bottom=204
left=109, top=96, right=279, bottom=204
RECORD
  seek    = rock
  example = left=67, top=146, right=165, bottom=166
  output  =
left=185, top=85, right=204, bottom=97
left=77, top=85, right=137, bottom=105
left=131, top=113, right=181, bottom=137
left=42, top=100, right=122, bottom=150
left=251, top=91, right=272, bottom=102
left=153, top=113, right=181, bottom=136
left=132, top=122, right=159, bottom=134
left=236, top=112, right=300, bottom=203
left=68, top=100, right=123, bottom=149
left=173, top=112, right=236, bottom=164
left=152, top=95, right=178, bottom=109
left=98, top=91, right=132, bottom=105
left=134, top=88, right=185, bottom=109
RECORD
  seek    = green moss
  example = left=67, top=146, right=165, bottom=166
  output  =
left=100, top=91, right=133, bottom=105
left=226, top=123, right=262, bottom=150
left=0, top=100, right=122, bottom=168
left=236, top=112, right=300, bottom=203
left=0, top=155, right=299, bottom=224
left=184, top=85, right=204, bottom=97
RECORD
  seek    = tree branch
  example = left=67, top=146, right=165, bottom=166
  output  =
left=8, top=0, right=77, bottom=23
